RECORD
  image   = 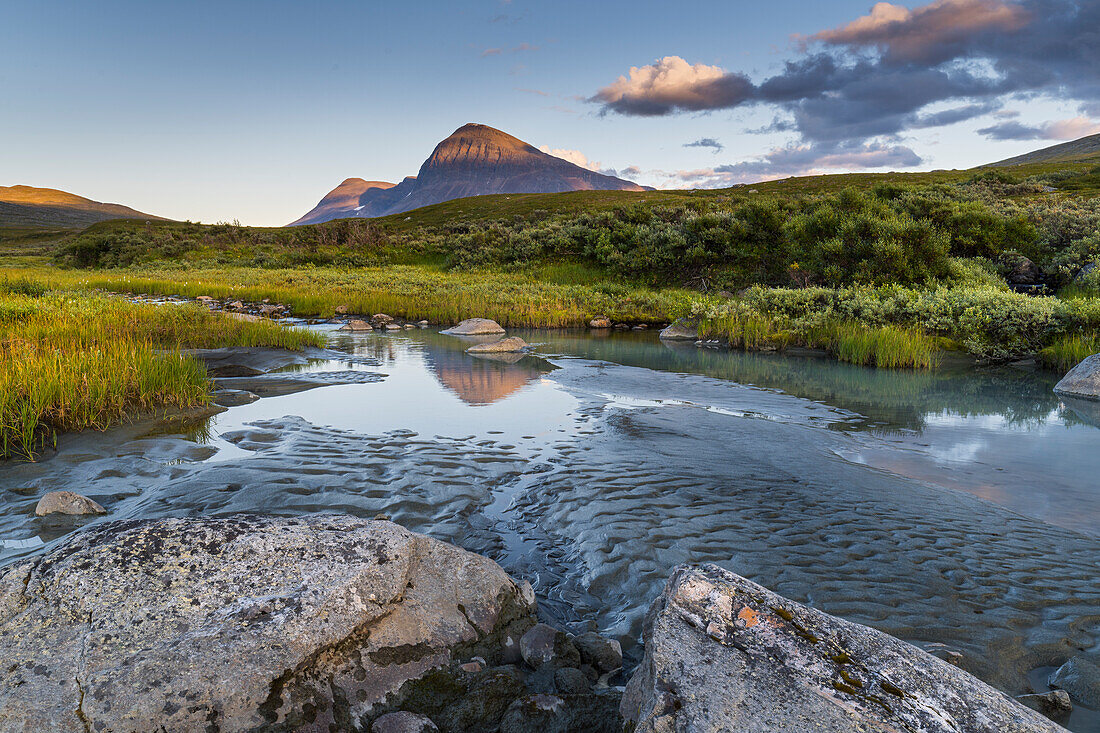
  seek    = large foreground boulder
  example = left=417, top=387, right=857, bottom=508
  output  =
left=622, top=564, right=1065, bottom=732
left=1054, top=353, right=1100, bottom=401
left=0, top=515, right=535, bottom=732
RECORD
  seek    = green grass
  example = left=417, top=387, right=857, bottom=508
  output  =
left=2, top=265, right=697, bottom=327
left=1038, top=333, right=1100, bottom=373
left=0, top=288, right=324, bottom=461
left=813, top=322, right=939, bottom=369
left=697, top=310, right=939, bottom=369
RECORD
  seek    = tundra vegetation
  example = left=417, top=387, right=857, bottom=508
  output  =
left=0, top=278, right=322, bottom=460
left=3, top=163, right=1100, bottom=454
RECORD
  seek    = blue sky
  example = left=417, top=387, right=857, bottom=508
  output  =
left=2, top=0, right=1097, bottom=225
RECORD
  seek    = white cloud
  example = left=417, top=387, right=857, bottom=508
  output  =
left=538, top=145, right=601, bottom=171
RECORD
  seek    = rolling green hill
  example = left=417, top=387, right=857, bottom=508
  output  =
left=0, top=185, right=165, bottom=230
left=988, top=133, right=1100, bottom=167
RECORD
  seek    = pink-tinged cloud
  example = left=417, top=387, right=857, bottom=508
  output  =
left=591, top=56, right=753, bottom=116
left=979, top=115, right=1100, bottom=140
left=538, top=145, right=602, bottom=172
left=661, top=141, right=923, bottom=188
left=811, top=0, right=1031, bottom=63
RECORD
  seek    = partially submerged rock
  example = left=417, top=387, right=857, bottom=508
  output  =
left=212, top=388, right=260, bottom=407
left=339, top=319, right=373, bottom=331
left=182, top=346, right=329, bottom=377
left=33, top=491, right=106, bottom=517
left=658, top=319, right=699, bottom=341
left=441, top=318, right=506, bottom=336
left=1054, top=354, right=1100, bottom=401
left=1049, top=656, right=1100, bottom=708
left=1016, top=690, right=1072, bottom=722
left=621, top=564, right=1064, bottom=733
left=0, top=515, right=535, bottom=731
left=589, top=315, right=612, bottom=329
left=466, top=337, right=529, bottom=354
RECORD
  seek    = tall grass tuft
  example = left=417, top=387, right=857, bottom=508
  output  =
left=0, top=290, right=324, bottom=460
left=812, top=322, right=939, bottom=369
left=1039, top=333, right=1100, bottom=373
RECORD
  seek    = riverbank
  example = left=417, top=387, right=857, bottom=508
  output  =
left=0, top=284, right=323, bottom=460
left=6, top=265, right=1100, bottom=369
left=0, top=515, right=1083, bottom=731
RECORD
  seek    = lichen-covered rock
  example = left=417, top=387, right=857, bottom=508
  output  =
left=589, top=316, right=612, bottom=329
left=1049, top=656, right=1100, bottom=708
left=658, top=319, right=698, bottom=341
left=466, top=337, right=529, bottom=354
left=441, top=318, right=506, bottom=336
left=0, top=515, right=535, bottom=732
left=33, top=490, right=106, bottom=517
left=1055, top=354, right=1100, bottom=401
left=622, top=564, right=1066, bottom=733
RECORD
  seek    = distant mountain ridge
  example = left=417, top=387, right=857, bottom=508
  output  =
left=988, top=133, right=1100, bottom=167
left=291, top=123, right=649, bottom=226
left=0, top=185, right=165, bottom=229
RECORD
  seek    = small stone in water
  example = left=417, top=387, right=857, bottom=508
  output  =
left=34, top=491, right=106, bottom=517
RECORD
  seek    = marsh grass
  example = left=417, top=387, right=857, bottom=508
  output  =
left=697, top=309, right=939, bottom=369
left=0, top=290, right=324, bottom=460
left=1039, top=333, right=1100, bottom=373
left=810, top=322, right=939, bottom=369
left=8, top=265, right=697, bottom=326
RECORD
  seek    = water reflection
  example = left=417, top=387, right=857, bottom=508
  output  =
left=3, top=325, right=1099, bottom=721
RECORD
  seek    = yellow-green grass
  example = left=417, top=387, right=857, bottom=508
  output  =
left=698, top=314, right=940, bottom=369
left=809, top=322, right=940, bottom=369
left=1039, top=333, right=1100, bottom=373
left=0, top=290, right=324, bottom=460
left=3, top=265, right=699, bottom=327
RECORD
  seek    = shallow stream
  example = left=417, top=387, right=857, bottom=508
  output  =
left=3, top=325, right=1100, bottom=728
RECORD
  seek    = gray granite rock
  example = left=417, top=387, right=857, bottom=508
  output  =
left=371, top=711, right=439, bottom=733
left=1016, top=690, right=1072, bottom=721
left=519, top=623, right=580, bottom=669
left=33, top=491, right=106, bottom=517
left=658, top=318, right=699, bottom=341
left=339, top=319, right=373, bottom=331
left=441, top=318, right=506, bottom=336
left=572, top=632, right=622, bottom=673
left=466, top=337, right=529, bottom=354
left=622, top=564, right=1066, bottom=733
left=0, top=515, right=535, bottom=732
left=1049, top=656, right=1100, bottom=708
left=1055, top=353, right=1100, bottom=401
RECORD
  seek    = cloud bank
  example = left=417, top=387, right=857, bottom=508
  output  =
left=590, top=0, right=1100, bottom=183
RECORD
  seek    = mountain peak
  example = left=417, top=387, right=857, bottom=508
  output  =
left=426, top=123, right=540, bottom=167
left=290, top=123, right=648, bottom=226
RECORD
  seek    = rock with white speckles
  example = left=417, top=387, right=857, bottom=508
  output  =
left=622, top=564, right=1066, bottom=733
left=0, top=515, right=535, bottom=732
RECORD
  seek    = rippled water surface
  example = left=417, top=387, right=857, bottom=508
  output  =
left=3, top=325, right=1100, bottom=726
